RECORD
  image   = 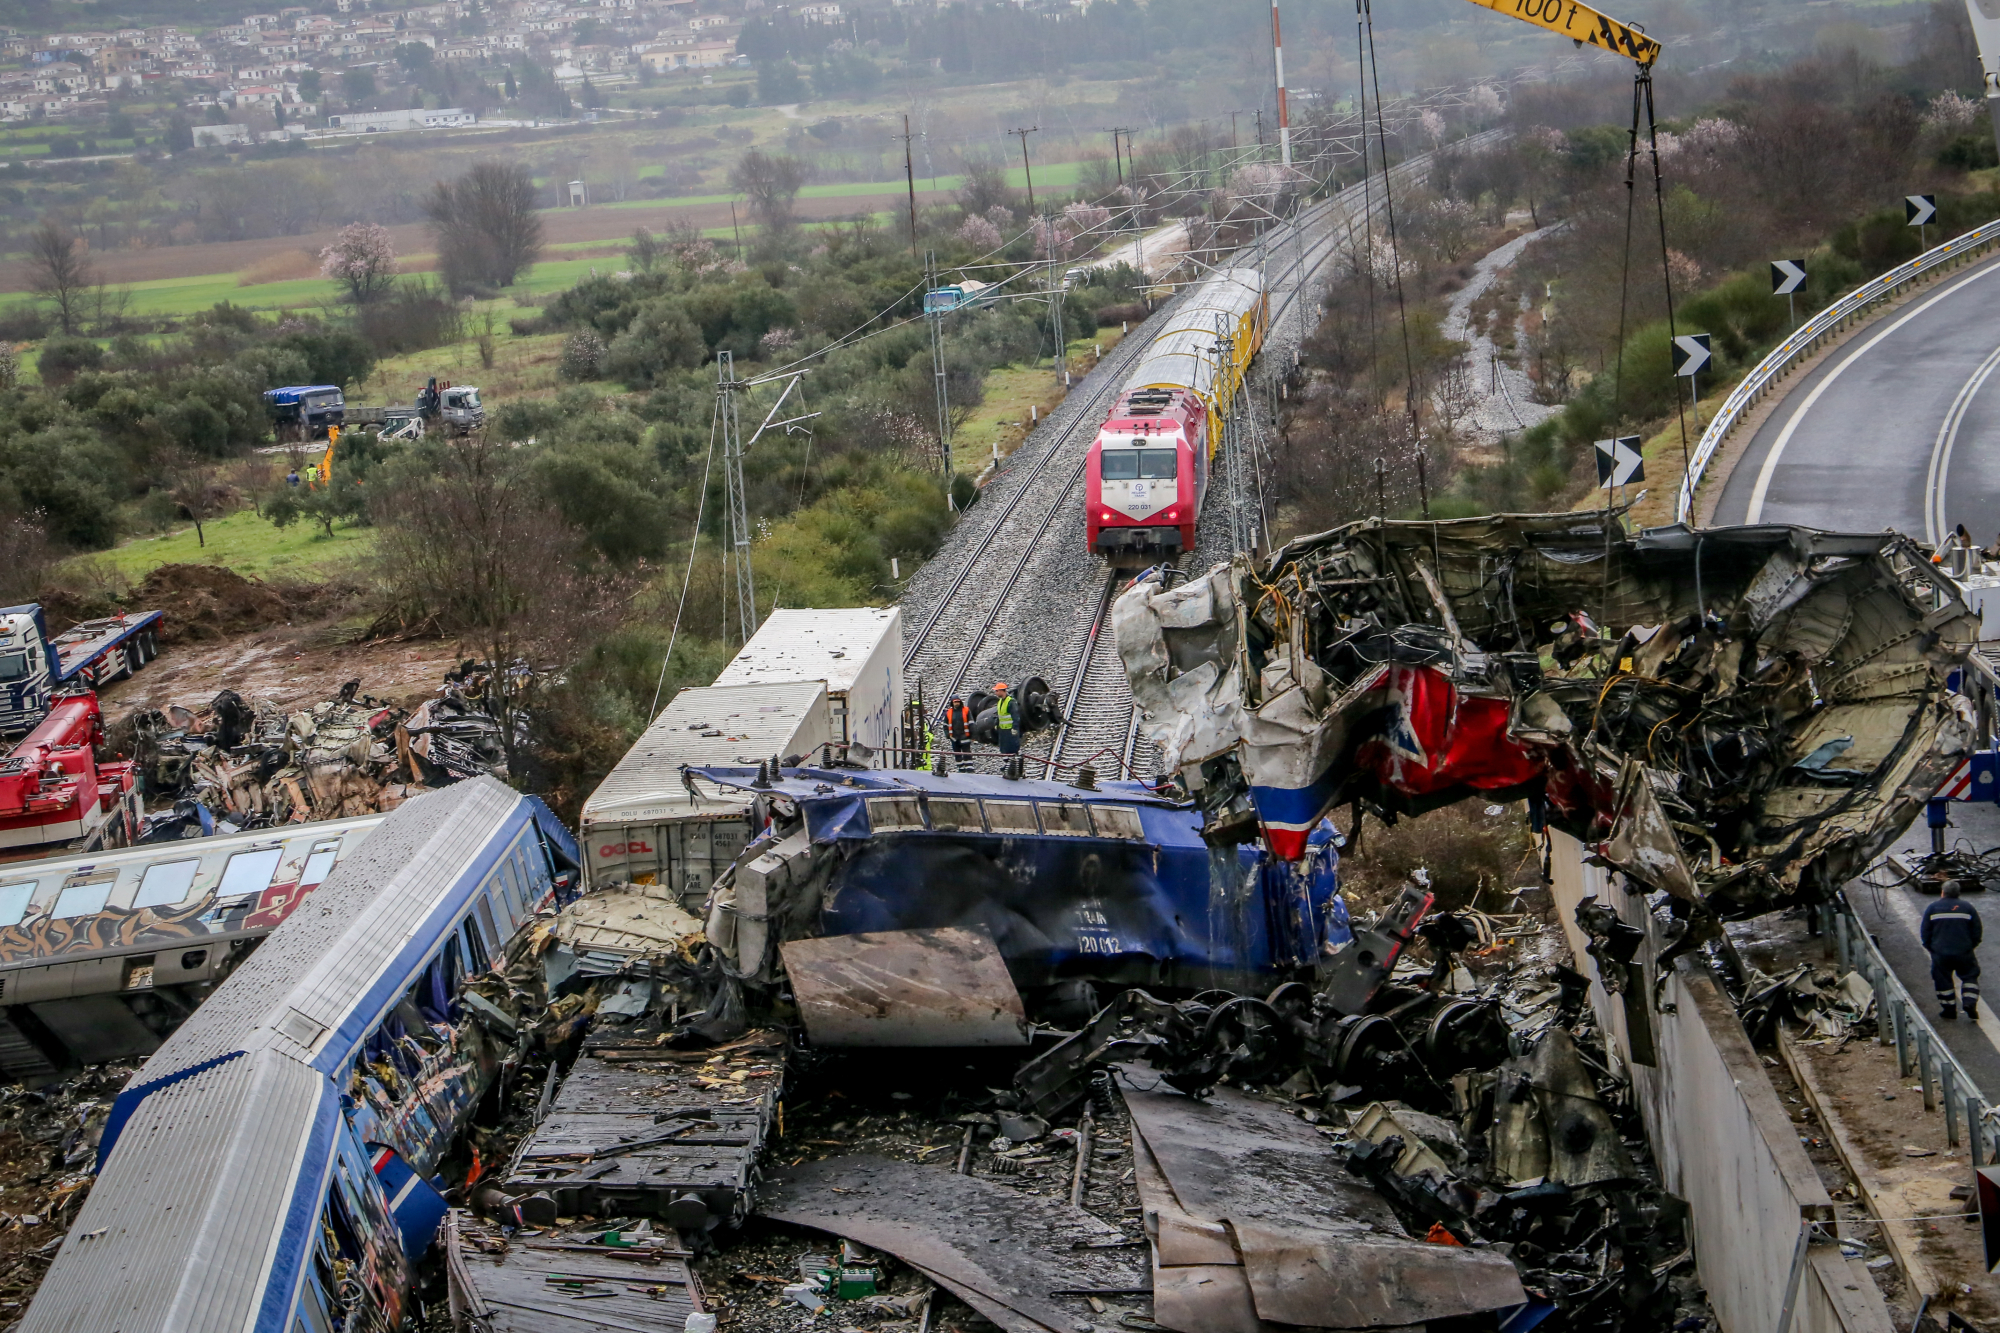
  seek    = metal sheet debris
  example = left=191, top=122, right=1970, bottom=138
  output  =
left=759, top=1152, right=1148, bottom=1333
left=1119, top=1067, right=1526, bottom=1329
left=1117, top=516, right=1977, bottom=921
left=780, top=926, right=1031, bottom=1048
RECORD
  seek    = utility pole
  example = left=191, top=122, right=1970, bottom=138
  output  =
left=925, top=249, right=953, bottom=476
left=1009, top=124, right=1039, bottom=213
left=1254, top=107, right=1265, bottom=153
left=717, top=350, right=755, bottom=646
left=1107, top=126, right=1127, bottom=185
left=895, top=114, right=919, bottom=251
left=1047, top=211, right=1066, bottom=393
left=1228, top=109, right=1241, bottom=150
left=1271, top=0, right=1292, bottom=168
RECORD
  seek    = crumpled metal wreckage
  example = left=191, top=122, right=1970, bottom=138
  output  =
left=130, top=666, right=523, bottom=833
left=1115, top=515, right=1978, bottom=924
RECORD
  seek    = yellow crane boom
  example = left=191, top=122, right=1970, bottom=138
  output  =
left=1461, top=0, right=1661, bottom=67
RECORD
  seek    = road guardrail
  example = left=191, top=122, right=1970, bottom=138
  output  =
left=1677, top=218, right=2000, bottom=524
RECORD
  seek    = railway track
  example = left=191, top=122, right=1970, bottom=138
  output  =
left=902, top=132, right=1507, bottom=780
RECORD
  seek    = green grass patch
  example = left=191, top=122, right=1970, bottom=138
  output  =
left=66, top=506, right=377, bottom=584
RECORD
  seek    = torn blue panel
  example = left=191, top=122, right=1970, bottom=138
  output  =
left=368, top=1143, right=449, bottom=1260
left=689, top=767, right=1351, bottom=991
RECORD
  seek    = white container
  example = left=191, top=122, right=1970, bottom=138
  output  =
left=578, top=680, right=831, bottom=895
left=713, top=607, right=904, bottom=759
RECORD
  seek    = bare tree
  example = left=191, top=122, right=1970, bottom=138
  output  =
left=369, top=435, right=635, bottom=776
left=729, top=149, right=809, bottom=237
left=424, top=162, right=545, bottom=293
left=26, top=219, right=96, bottom=335
left=158, top=446, right=225, bottom=548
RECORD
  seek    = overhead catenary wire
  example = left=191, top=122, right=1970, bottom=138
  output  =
left=649, top=405, right=724, bottom=720
left=1361, top=0, right=1426, bottom=518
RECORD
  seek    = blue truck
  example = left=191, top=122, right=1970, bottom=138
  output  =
left=0, top=604, right=165, bottom=737
left=261, top=384, right=345, bottom=440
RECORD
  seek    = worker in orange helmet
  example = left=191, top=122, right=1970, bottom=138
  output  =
left=993, top=682, right=1020, bottom=757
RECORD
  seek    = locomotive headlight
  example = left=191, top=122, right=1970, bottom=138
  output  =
left=1102, top=511, right=1113, bottom=522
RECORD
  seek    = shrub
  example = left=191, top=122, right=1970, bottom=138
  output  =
left=36, top=336, right=106, bottom=386
left=562, top=329, right=608, bottom=380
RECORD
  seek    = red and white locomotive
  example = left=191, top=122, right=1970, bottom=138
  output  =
left=1086, top=267, right=1267, bottom=562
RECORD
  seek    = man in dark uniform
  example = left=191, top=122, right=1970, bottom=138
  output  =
left=1921, top=880, right=1983, bottom=1020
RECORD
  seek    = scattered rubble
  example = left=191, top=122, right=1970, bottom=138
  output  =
left=127, top=661, right=522, bottom=829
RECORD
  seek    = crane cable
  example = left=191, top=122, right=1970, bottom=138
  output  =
left=1360, top=0, right=1427, bottom=519
left=1608, top=67, right=1689, bottom=479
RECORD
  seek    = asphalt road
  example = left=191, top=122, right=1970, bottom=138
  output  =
left=1709, top=247, right=2000, bottom=546
left=1710, top=248, right=2000, bottom=1097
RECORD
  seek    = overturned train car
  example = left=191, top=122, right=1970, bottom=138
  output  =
left=686, top=766, right=1364, bottom=1036
left=1116, top=515, right=1979, bottom=918
left=22, top=778, right=580, bottom=1333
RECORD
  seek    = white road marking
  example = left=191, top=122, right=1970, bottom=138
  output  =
left=1926, top=341, right=2000, bottom=545
left=1744, top=261, right=2000, bottom=523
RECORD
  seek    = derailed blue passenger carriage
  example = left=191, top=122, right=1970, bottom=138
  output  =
left=690, top=766, right=1351, bottom=998
left=21, top=777, right=579, bottom=1333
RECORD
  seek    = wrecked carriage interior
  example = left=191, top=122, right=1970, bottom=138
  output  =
left=438, top=744, right=1714, bottom=1332
left=1115, top=514, right=1978, bottom=923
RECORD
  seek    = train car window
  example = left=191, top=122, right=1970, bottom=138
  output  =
left=1040, top=802, right=1093, bottom=836
left=1100, top=450, right=1141, bottom=480
left=0, top=881, right=36, bottom=928
left=866, top=796, right=925, bottom=831
left=1136, top=450, right=1178, bottom=479
left=461, top=917, right=490, bottom=975
left=299, top=841, right=342, bottom=889
left=217, top=847, right=284, bottom=900
left=982, top=800, right=1038, bottom=833
left=133, top=858, right=200, bottom=909
left=1092, top=806, right=1146, bottom=840
left=927, top=797, right=984, bottom=832
left=52, top=877, right=115, bottom=919
left=501, top=856, right=527, bottom=916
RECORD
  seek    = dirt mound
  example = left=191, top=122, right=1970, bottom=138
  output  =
left=39, top=564, right=360, bottom=645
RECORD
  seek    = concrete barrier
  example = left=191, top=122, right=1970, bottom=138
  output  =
left=1547, top=831, right=1895, bottom=1333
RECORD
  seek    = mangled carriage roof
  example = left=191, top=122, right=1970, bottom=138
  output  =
left=1116, top=513, right=1979, bottom=917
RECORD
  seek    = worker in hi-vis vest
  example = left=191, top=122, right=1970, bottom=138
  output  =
left=994, top=682, right=1020, bottom=756
left=944, top=697, right=973, bottom=760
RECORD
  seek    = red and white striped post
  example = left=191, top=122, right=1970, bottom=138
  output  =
left=1271, top=1, right=1292, bottom=167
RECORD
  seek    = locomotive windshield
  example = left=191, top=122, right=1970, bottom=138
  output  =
left=1101, top=449, right=1179, bottom=480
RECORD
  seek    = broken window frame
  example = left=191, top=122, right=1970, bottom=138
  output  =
left=981, top=799, right=1039, bottom=834
left=925, top=796, right=985, bottom=833
left=865, top=795, right=926, bottom=833
left=1039, top=801, right=1095, bottom=837
left=1090, top=805, right=1146, bottom=840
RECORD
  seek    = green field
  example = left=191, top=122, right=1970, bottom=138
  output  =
left=67, top=507, right=377, bottom=584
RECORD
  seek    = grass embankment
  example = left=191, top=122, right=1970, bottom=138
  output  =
left=64, top=507, right=375, bottom=584
left=956, top=327, right=1123, bottom=472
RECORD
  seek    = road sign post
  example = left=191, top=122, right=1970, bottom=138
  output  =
left=1771, top=258, right=1805, bottom=329
left=1908, top=194, right=1937, bottom=253
left=1671, top=332, right=1711, bottom=429
left=1595, top=435, right=1644, bottom=489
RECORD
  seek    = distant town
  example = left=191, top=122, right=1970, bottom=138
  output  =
left=0, top=0, right=813, bottom=136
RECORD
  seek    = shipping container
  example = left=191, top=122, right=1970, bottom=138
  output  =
left=579, top=680, right=832, bottom=895
left=712, top=607, right=903, bottom=758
